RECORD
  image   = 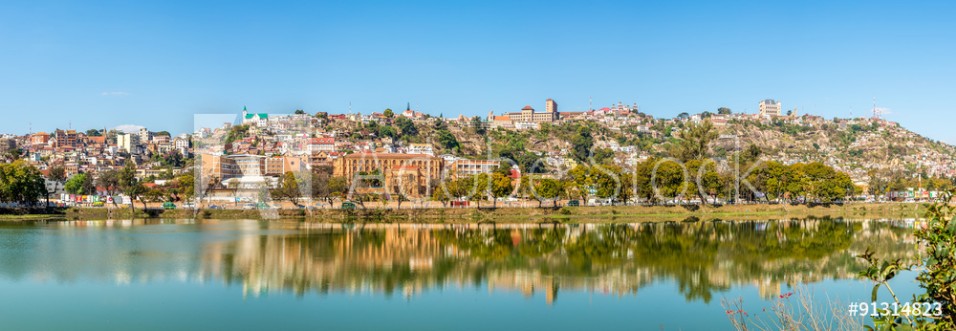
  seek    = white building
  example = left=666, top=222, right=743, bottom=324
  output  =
left=405, top=143, right=434, bottom=156
left=116, top=133, right=140, bottom=154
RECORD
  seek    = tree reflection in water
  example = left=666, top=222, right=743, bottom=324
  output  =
left=201, top=219, right=917, bottom=304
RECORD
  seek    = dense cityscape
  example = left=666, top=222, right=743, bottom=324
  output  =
left=3, top=1, right=956, bottom=330
left=0, top=98, right=953, bottom=209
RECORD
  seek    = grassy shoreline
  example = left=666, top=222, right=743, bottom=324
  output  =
left=20, top=202, right=928, bottom=224
left=0, top=214, right=68, bottom=222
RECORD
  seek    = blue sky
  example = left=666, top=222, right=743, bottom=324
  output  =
left=1, top=0, right=954, bottom=143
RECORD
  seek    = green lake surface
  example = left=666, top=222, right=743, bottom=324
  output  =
left=0, top=219, right=922, bottom=330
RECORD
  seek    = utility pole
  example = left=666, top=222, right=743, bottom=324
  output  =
left=917, top=155, right=923, bottom=201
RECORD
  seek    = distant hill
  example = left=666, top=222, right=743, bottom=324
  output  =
left=437, top=113, right=956, bottom=187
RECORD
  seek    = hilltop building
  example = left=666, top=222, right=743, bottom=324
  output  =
left=489, top=99, right=562, bottom=129
left=401, top=103, right=425, bottom=119
left=241, top=106, right=269, bottom=126
left=759, top=99, right=782, bottom=117
left=545, top=98, right=558, bottom=114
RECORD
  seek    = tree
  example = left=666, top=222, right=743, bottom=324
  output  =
left=652, top=160, right=688, bottom=203
left=566, top=164, right=593, bottom=202
left=633, top=158, right=657, bottom=203
left=156, top=150, right=185, bottom=168
left=571, top=126, right=594, bottom=163
left=618, top=171, right=634, bottom=205
left=294, top=109, right=306, bottom=115
left=686, top=160, right=721, bottom=204
left=470, top=116, right=486, bottom=136
left=592, top=164, right=622, bottom=201
left=85, top=129, right=102, bottom=137
left=0, top=160, right=47, bottom=206
left=395, top=117, right=417, bottom=137
left=717, top=107, right=732, bottom=115
left=382, top=125, right=400, bottom=139
left=435, top=129, right=460, bottom=153
left=97, top=169, right=120, bottom=196
left=433, top=118, right=448, bottom=131
left=47, top=165, right=66, bottom=207
left=144, top=188, right=167, bottom=205
left=533, top=177, right=562, bottom=207
left=328, top=177, right=348, bottom=206
left=432, top=180, right=453, bottom=207
left=271, top=171, right=303, bottom=206
left=490, top=172, right=513, bottom=208
left=383, top=108, right=394, bottom=119
left=803, top=162, right=853, bottom=203
left=311, top=172, right=330, bottom=205
left=311, top=173, right=348, bottom=207
left=64, top=173, right=93, bottom=195
left=172, top=173, right=194, bottom=202
left=119, top=160, right=146, bottom=213
left=394, top=193, right=408, bottom=209
left=672, top=120, right=718, bottom=162
left=460, top=175, right=486, bottom=208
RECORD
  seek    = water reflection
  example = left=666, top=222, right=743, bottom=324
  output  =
left=0, top=219, right=917, bottom=305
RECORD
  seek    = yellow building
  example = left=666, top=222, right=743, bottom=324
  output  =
left=490, top=99, right=561, bottom=125
left=759, top=99, right=782, bottom=117
left=333, top=152, right=444, bottom=198
left=545, top=98, right=558, bottom=114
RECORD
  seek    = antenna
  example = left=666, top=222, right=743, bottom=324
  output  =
left=588, top=96, right=593, bottom=111
left=871, top=98, right=883, bottom=120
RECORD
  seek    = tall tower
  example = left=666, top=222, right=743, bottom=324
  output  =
left=545, top=98, right=558, bottom=113
left=871, top=99, right=883, bottom=120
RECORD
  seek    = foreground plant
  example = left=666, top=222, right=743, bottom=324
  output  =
left=859, top=192, right=955, bottom=330
left=722, top=287, right=863, bottom=331
left=725, top=193, right=955, bottom=331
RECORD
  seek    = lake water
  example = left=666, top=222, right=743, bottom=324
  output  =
left=0, top=219, right=922, bottom=330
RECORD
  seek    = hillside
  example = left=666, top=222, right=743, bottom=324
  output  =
left=427, top=113, right=956, bottom=190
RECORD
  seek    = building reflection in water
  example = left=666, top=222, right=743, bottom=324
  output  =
left=197, top=219, right=916, bottom=304
left=0, top=218, right=917, bottom=305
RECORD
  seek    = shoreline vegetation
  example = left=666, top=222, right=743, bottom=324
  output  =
left=0, top=202, right=934, bottom=223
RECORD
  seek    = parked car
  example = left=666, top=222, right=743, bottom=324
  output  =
left=162, top=202, right=176, bottom=210
left=242, top=203, right=257, bottom=210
